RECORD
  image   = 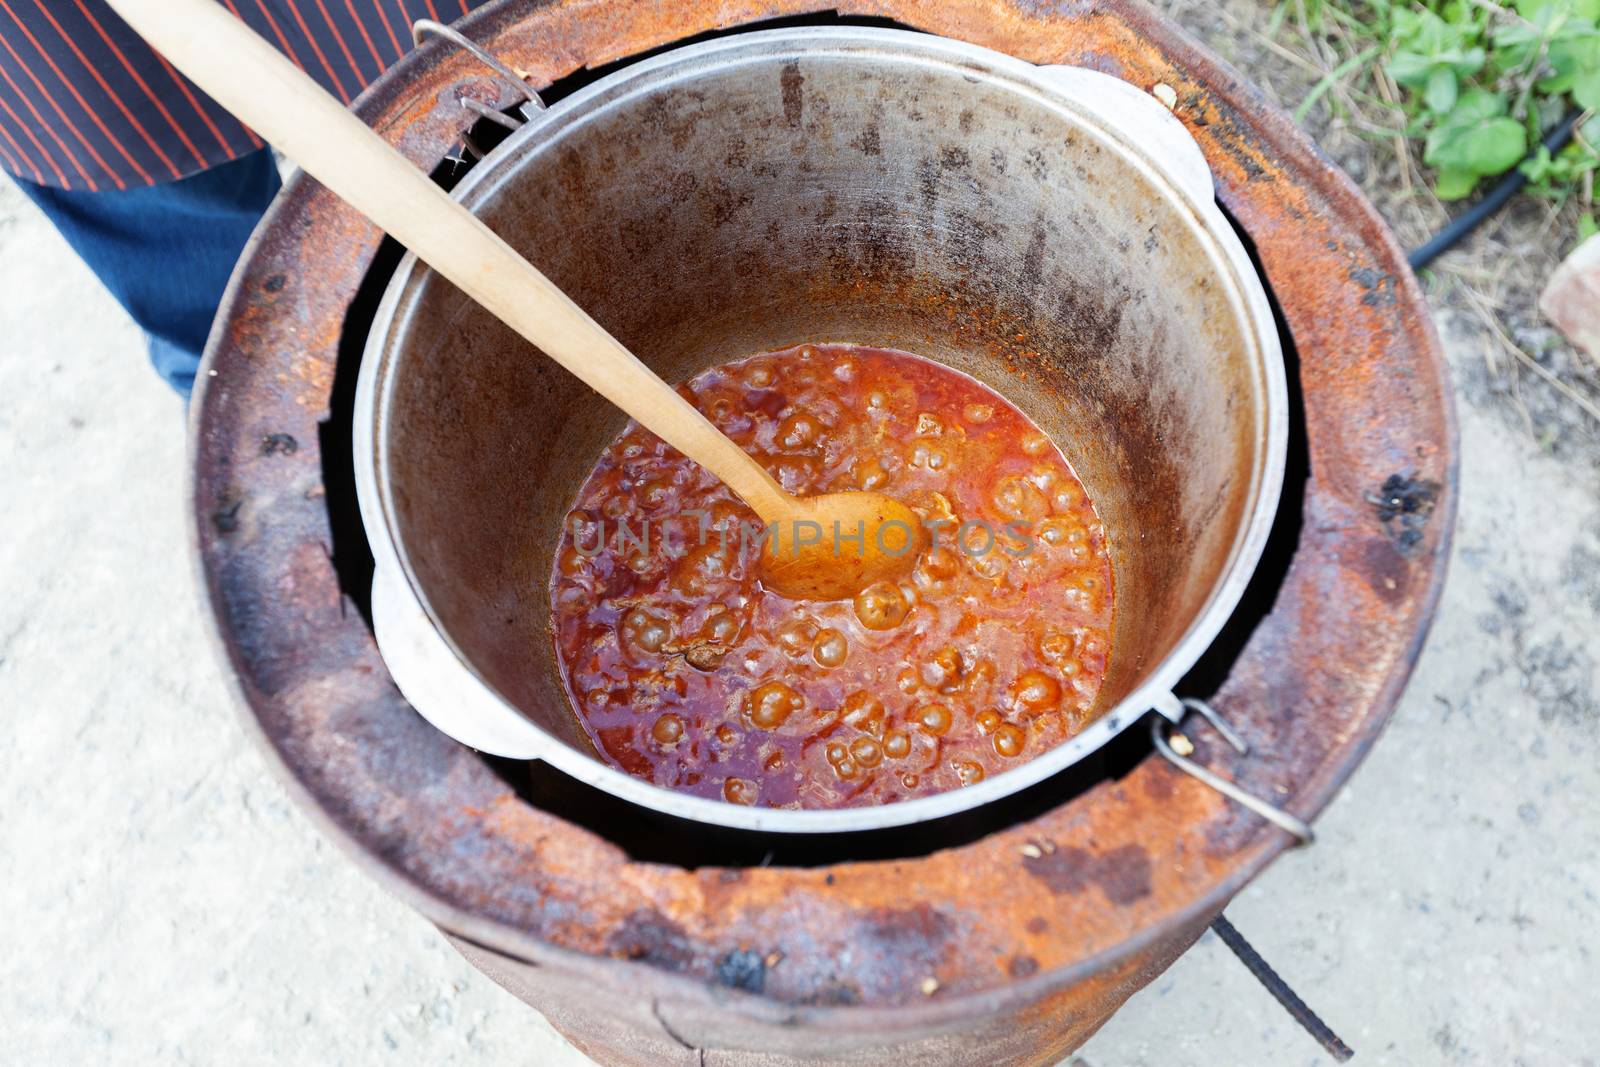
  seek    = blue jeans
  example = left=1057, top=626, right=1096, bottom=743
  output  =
left=13, top=150, right=283, bottom=396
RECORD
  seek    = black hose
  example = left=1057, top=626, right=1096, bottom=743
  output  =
left=1408, top=109, right=1585, bottom=271
left=1210, top=914, right=1355, bottom=1062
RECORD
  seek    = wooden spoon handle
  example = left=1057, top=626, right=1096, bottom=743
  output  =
left=105, top=0, right=792, bottom=523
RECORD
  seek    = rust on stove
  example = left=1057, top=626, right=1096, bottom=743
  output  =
left=191, top=0, right=1456, bottom=1062
left=1023, top=843, right=1154, bottom=905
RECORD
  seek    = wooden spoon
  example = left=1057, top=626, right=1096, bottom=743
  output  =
left=108, top=0, right=926, bottom=601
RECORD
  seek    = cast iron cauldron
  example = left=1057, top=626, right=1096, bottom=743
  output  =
left=354, top=28, right=1287, bottom=830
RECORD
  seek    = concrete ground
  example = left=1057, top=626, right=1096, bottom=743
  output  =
left=2, top=78, right=1597, bottom=1067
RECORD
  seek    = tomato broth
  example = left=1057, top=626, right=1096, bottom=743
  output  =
left=550, top=344, right=1114, bottom=809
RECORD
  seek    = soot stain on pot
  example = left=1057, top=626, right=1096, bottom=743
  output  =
left=703, top=175, right=754, bottom=227
left=1019, top=224, right=1048, bottom=293
left=940, top=149, right=983, bottom=200
left=555, top=146, right=592, bottom=206
left=780, top=60, right=804, bottom=127
left=853, top=122, right=881, bottom=156
left=640, top=92, right=709, bottom=154
left=1022, top=844, right=1153, bottom=905
left=618, top=205, right=675, bottom=261
left=948, top=209, right=1002, bottom=268
left=663, top=169, right=699, bottom=203
left=846, top=196, right=911, bottom=278
left=1053, top=285, right=1126, bottom=354
left=916, top=157, right=939, bottom=230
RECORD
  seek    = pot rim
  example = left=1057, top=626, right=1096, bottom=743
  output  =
left=353, top=25, right=1289, bottom=833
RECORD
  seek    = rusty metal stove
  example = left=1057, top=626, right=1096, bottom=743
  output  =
left=191, top=1, right=1456, bottom=1063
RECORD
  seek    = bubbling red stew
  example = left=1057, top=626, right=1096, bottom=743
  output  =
left=550, top=344, right=1113, bottom=809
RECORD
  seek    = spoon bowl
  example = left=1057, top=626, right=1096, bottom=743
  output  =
left=758, top=491, right=930, bottom=601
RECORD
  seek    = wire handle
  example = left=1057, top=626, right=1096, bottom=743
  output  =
left=411, top=18, right=546, bottom=119
left=1151, top=698, right=1314, bottom=844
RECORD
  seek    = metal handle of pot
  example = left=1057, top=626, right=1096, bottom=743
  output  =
left=370, top=566, right=549, bottom=758
left=411, top=19, right=544, bottom=158
left=1151, top=697, right=1315, bottom=844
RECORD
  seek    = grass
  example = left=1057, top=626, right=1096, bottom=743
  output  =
left=1160, top=0, right=1600, bottom=441
left=1275, top=0, right=1598, bottom=249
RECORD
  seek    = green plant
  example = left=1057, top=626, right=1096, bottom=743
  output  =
left=1285, top=0, right=1599, bottom=238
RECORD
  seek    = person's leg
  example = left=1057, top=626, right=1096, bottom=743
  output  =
left=12, top=150, right=282, bottom=396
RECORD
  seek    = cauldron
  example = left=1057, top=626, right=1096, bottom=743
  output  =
left=354, top=28, right=1286, bottom=831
